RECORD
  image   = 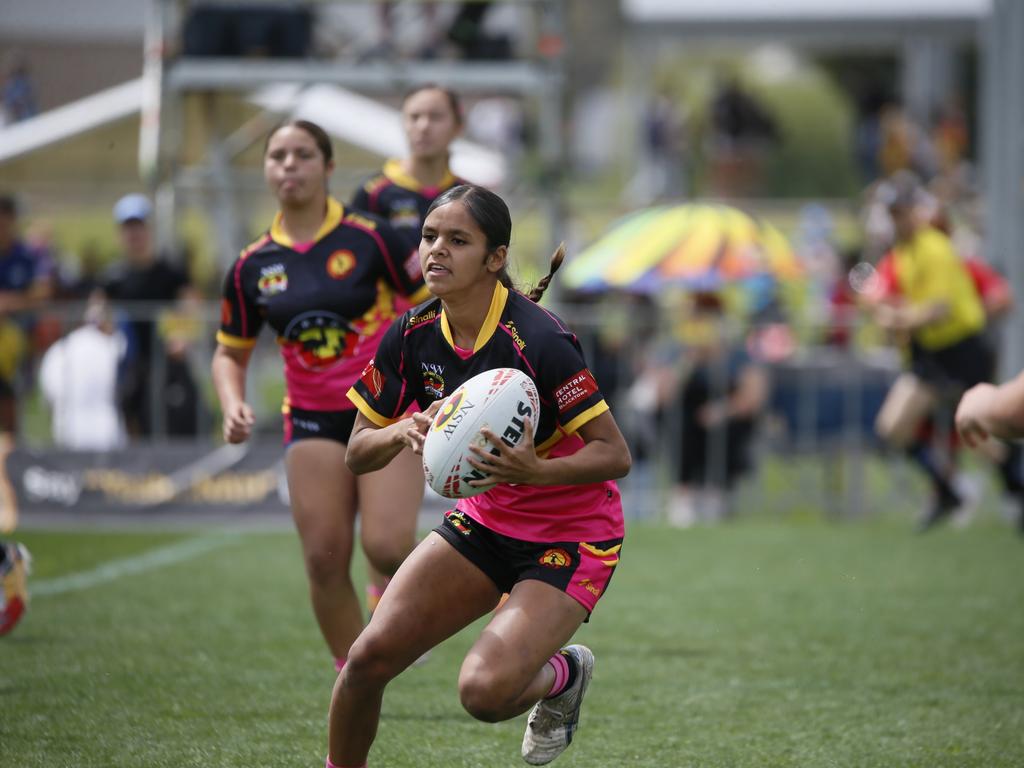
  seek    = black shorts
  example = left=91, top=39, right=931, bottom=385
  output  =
left=283, top=406, right=358, bottom=446
left=435, top=509, right=622, bottom=615
left=910, top=333, right=994, bottom=395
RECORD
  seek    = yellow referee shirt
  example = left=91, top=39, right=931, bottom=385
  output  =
left=891, top=227, right=985, bottom=350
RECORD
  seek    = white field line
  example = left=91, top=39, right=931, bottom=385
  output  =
left=31, top=532, right=241, bottom=597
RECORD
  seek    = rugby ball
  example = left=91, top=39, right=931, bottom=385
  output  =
left=422, top=368, right=540, bottom=499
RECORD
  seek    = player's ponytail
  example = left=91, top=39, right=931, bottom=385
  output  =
left=525, top=243, right=565, bottom=303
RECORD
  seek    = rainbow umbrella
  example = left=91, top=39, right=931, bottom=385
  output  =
left=563, top=203, right=801, bottom=294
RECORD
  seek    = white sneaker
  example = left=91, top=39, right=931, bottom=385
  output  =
left=521, top=645, right=594, bottom=765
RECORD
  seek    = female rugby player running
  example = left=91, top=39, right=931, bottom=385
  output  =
left=328, top=184, right=631, bottom=767
left=212, top=120, right=430, bottom=674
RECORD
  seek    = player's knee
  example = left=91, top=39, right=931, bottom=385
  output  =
left=343, top=633, right=403, bottom=691
left=304, top=547, right=348, bottom=587
left=458, top=669, right=513, bottom=723
left=363, top=538, right=413, bottom=578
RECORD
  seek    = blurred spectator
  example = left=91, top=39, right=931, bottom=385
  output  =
left=58, top=241, right=106, bottom=300
left=878, top=104, right=914, bottom=177
left=931, top=97, right=969, bottom=177
left=708, top=76, right=779, bottom=197
left=624, top=89, right=689, bottom=205
left=365, top=2, right=441, bottom=60
left=668, top=292, right=768, bottom=526
left=0, top=194, right=54, bottom=438
left=102, top=194, right=204, bottom=439
left=1, top=51, right=37, bottom=125
left=39, top=296, right=127, bottom=451
left=0, top=193, right=52, bottom=535
left=852, top=88, right=887, bottom=184
left=447, top=1, right=511, bottom=61
left=825, top=248, right=865, bottom=349
left=794, top=202, right=840, bottom=313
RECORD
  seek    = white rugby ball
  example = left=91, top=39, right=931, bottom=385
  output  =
left=422, top=368, right=540, bottom=499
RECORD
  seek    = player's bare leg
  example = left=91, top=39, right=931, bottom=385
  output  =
left=358, top=446, right=424, bottom=613
left=328, top=532, right=500, bottom=766
left=286, top=440, right=363, bottom=665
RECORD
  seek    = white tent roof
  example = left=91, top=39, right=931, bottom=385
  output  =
left=0, top=78, right=506, bottom=187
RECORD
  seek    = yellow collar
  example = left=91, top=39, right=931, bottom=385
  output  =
left=270, top=197, right=343, bottom=249
left=383, top=159, right=457, bottom=194
left=440, top=281, right=509, bottom=354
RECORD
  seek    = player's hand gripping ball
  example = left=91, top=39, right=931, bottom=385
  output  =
left=422, top=368, right=540, bottom=498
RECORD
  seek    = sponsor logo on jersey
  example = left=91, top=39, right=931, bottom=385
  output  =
left=220, top=298, right=232, bottom=326
left=257, top=264, right=288, bottom=296
left=421, top=362, right=445, bottom=399
left=282, top=310, right=359, bottom=371
left=343, top=211, right=378, bottom=231
left=539, top=548, right=572, bottom=568
left=359, top=361, right=386, bottom=399
left=554, top=369, right=599, bottom=415
left=503, top=320, right=526, bottom=351
left=326, top=249, right=356, bottom=280
left=408, top=309, right=437, bottom=327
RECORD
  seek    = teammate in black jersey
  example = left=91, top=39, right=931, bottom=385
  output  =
left=351, top=85, right=466, bottom=253
left=350, top=84, right=466, bottom=614
left=212, top=120, right=430, bottom=674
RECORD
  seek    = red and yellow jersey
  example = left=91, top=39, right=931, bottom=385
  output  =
left=348, top=281, right=625, bottom=543
left=875, top=227, right=985, bottom=350
left=351, top=159, right=466, bottom=251
left=217, top=197, right=430, bottom=411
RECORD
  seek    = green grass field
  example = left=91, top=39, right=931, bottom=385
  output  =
left=3, top=517, right=1023, bottom=768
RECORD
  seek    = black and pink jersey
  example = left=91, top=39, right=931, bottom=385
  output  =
left=217, top=198, right=430, bottom=412
left=348, top=281, right=625, bottom=543
left=350, top=159, right=466, bottom=250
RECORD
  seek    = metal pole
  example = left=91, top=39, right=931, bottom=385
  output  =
left=984, top=1, right=1024, bottom=379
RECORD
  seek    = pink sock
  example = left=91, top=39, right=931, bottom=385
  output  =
left=326, top=759, right=366, bottom=768
left=545, top=652, right=570, bottom=698
left=334, top=657, right=347, bottom=673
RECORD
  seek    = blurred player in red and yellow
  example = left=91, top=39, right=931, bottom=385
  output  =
left=868, top=172, right=1024, bottom=530
left=211, top=121, right=431, bottom=672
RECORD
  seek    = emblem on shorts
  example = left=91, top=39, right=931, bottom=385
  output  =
left=539, top=548, right=572, bottom=568
left=577, top=578, right=602, bottom=597
left=446, top=510, right=472, bottom=536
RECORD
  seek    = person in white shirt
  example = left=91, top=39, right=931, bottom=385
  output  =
left=39, top=296, right=127, bottom=451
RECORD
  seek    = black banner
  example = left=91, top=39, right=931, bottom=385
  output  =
left=4, top=441, right=290, bottom=515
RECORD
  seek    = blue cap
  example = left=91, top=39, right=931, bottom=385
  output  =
left=113, top=193, right=152, bottom=224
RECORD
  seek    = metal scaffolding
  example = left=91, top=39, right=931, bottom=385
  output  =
left=143, top=0, right=567, bottom=268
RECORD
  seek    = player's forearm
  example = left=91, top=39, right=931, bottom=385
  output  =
left=346, top=420, right=411, bottom=474
left=211, top=346, right=249, bottom=409
left=535, top=439, right=631, bottom=486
